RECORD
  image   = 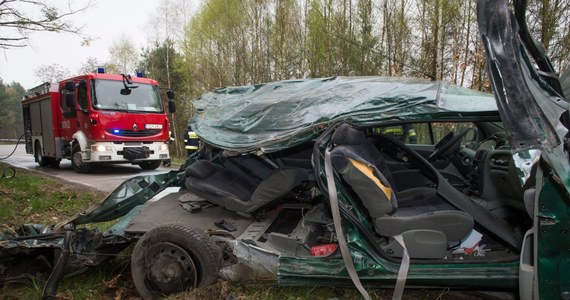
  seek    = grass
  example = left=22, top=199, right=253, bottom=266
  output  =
left=0, top=163, right=106, bottom=230
left=0, top=163, right=134, bottom=299
left=0, top=263, right=136, bottom=300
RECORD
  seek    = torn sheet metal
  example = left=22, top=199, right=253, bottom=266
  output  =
left=219, top=240, right=278, bottom=282
left=513, top=149, right=542, bottom=185
left=477, top=0, right=570, bottom=150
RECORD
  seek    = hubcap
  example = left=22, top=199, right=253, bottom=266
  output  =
left=145, top=242, right=197, bottom=294
left=73, top=151, right=83, bottom=167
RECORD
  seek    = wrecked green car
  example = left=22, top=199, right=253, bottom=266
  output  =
left=2, top=0, right=569, bottom=299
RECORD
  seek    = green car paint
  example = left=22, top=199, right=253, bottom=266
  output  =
left=2, top=0, right=570, bottom=298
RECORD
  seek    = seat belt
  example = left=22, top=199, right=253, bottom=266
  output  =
left=324, top=149, right=371, bottom=300
left=325, top=149, right=410, bottom=300
left=392, top=234, right=410, bottom=300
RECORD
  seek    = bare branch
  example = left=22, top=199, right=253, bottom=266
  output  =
left=0, top=0, right=93, bottom=49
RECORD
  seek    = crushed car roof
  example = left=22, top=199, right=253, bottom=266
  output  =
left=190, top=76, right=498, bottom=153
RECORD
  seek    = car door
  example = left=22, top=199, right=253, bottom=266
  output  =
left=477, top=0, right=570, bottom=299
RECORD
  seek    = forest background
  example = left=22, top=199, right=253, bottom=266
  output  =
left=1, top=0, right=569, bottom=158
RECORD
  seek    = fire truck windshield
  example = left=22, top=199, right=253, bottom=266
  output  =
left=92, top=79, right=163, bottom=113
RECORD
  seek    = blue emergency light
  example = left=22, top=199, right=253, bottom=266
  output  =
left=96, top=67, right=105, bottom=74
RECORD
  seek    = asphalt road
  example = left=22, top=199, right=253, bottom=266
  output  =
left=0, top=143, right=179, bottom=193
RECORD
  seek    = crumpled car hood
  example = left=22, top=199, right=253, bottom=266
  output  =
left=191, top=76, right=497, bottom=153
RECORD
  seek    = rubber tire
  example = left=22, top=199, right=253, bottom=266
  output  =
left=50, top=159, right=61, bottom=168
left=71, top=143, right=92, bottom=173
left=139, top=160, right=162, bottom=170
left=34, top=141, right=48, bottom=167
left=131, top=224, right=222, bottom=299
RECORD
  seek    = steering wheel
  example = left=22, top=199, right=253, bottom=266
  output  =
left=428, top=129, right=469, bottom=162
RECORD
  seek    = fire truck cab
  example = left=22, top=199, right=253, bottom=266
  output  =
left=22, top=71, right=173, bottom=173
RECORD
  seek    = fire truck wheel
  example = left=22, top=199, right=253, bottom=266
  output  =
left=139, top=160, right=162, bottom=170
left=71, top=144, right=92, bottom=173
left=131, top=224, right=222, bottom=299
left=34, top=141, right=48, bottom=167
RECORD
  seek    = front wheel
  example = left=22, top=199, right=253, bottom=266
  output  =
left=131, top=224, right=222, bottom=299
left=71, top=144, right=92, bottom=173
left=139, top=160, right=162, bottom=170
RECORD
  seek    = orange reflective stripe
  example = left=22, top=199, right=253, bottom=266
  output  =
left=348, top=158, right=393, bottom=200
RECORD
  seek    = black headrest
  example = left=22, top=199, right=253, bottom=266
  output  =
left=331, top=123, right=366, bottom=146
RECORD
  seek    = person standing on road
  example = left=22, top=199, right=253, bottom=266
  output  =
left=183, top=124, right=199, bottom=156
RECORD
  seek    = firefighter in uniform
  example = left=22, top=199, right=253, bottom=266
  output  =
left=184, top=125, right=200, bottom=156
left=376, top=124, right=417, bottom=144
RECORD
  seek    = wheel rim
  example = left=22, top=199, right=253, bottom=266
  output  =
left=144, top=242, right=198, bottom=294
left=73, top=151, right=84, bottom=167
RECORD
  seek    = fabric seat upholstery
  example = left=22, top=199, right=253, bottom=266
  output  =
left=185, top=160, right=308, bottom=215
left=329, top=123, right=473, bottom=257
left=333, top=123, right=450, bottom=209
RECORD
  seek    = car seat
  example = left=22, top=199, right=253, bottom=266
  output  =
left=329, top=123, right=474, bottom=258
left=185, top=160, right=308, bottom=216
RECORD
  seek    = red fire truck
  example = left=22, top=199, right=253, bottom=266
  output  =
left=21, top=71, right=175, bottom=173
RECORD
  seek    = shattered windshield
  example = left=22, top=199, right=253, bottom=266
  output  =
left=92, top=79, right=163, bottom=113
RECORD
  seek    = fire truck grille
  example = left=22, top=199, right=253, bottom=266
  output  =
left=107, top=129, right=161, bottom=137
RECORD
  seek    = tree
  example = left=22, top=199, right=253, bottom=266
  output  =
left=145, top=0, right=196, bottom=157
left=33, top=64, right=72, bottom=83
left=526, top=0, right=570, bottom=73
left=139, top=41, right=184, bottom=90
left=380, top=0, right=412, bottom=77
left=0, top=80, right=25, bottom=139
left=356, top=0, right=380, bottom=76
left=138, top=40, right=186, bottom=156
left=184, top=0, right=251, bottom=89
left=306, top=0, right=329, bottom=77
left=147, top=0, right=193, bottom=46
left=109, top=34, right=138, bottom=75
left=77, top=56, right=102, bottom=74
left=0, top=0, right=91, bottom=49
left=270, top=0, right=303, bottom=80
left=177, top=0, right=570, bottom=96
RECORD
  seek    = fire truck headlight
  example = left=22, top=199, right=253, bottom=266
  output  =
left=92, top=145, right=112, bottom=152
left=159, top=143, right=169, bottom=151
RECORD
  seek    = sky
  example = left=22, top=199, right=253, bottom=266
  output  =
left=0, top=0, right=194, bottom=89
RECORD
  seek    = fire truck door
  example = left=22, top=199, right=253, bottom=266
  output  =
left=58, top=88, right=79, bottom=143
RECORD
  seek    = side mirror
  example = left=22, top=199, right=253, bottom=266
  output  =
left=65, top=93, right=75, bottom=109
left=64, top=81, right=76, bottom=92
left=166, top=90, right=175, bottom=113
left=168, top=100, right=176, bottom=114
